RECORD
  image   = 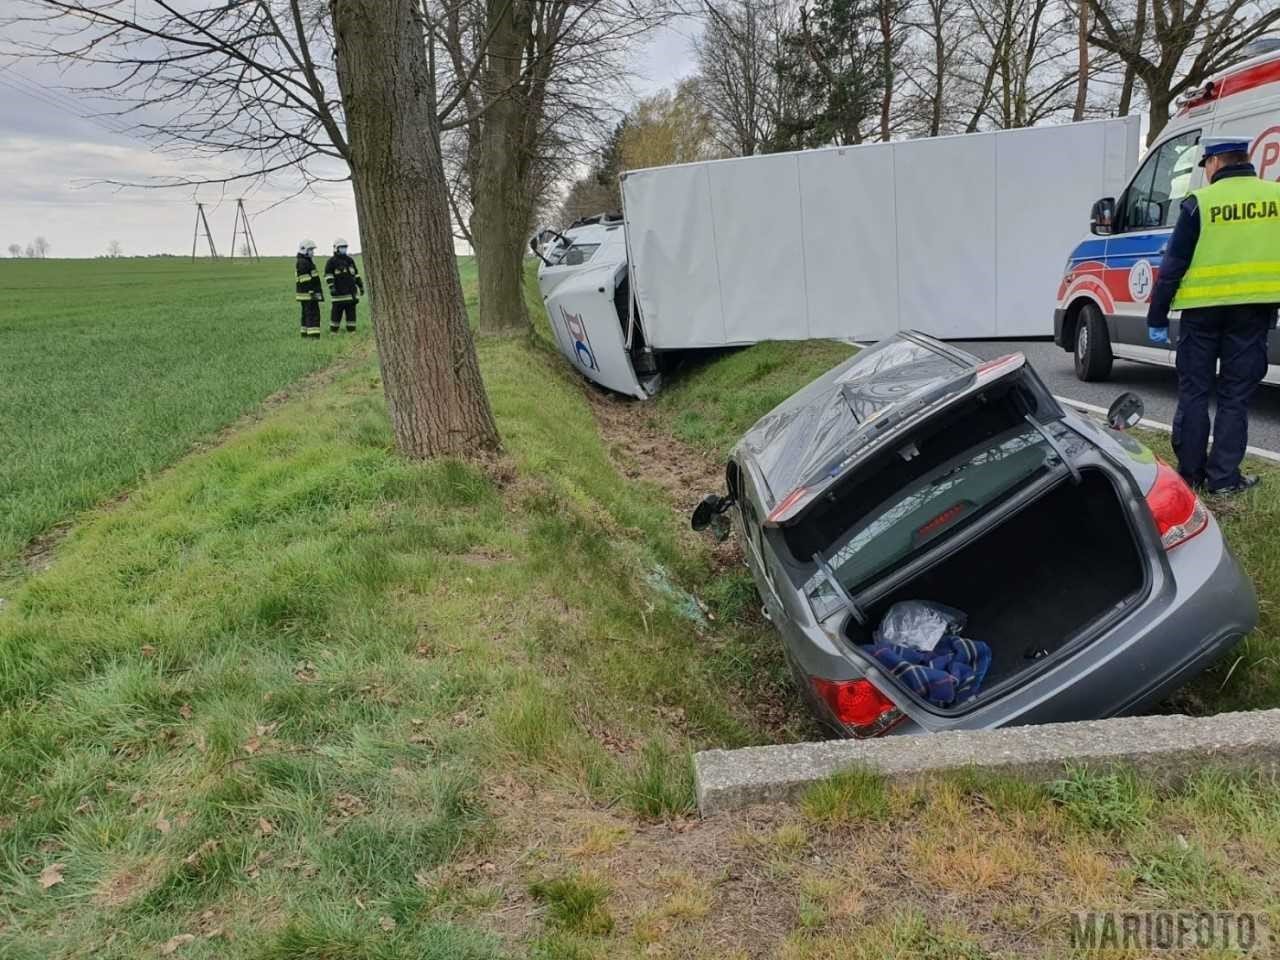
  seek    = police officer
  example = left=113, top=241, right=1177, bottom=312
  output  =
left=295, top=239, right=323, bottom=338
left=324, top=238, right=365, bottom=333
left=1147, top=137, right=1280, bottom=495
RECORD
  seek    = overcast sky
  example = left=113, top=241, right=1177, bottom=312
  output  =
left=0, top=22, right=696, bottom=260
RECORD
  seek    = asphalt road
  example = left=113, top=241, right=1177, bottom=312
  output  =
left=954, top=338, right=1280, bottom=457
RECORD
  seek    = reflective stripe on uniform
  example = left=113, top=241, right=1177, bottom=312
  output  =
left=295, top=294, right=313, bottom=301
left=331, top=294, right=354, bottom=302
left=1176, top=278, right=1280, bottom=301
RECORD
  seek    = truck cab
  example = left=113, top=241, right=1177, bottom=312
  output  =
left=533, top=213, right=627, bottom=299
left=1055, top=38, right=1280, bottom=384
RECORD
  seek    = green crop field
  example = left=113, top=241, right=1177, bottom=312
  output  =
left=0, top=256, right=422, bottom=574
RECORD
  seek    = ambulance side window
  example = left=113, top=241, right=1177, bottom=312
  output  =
left=1118, top=130, right=1201, bottom=232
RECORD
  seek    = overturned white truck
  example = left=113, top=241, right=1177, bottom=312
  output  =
left=538, top=117, right=1142, bottom=399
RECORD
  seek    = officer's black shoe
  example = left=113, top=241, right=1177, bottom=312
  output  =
left=330, top=325, right=340, bottom=333
left=1208, top=474, right=1261, bottom=497
left=346, top=325, right=357, bottom=332
left=300, top=329, right=309, bottom=338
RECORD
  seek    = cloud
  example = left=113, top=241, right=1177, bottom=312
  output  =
left=0, top=15, right=692, bottom=259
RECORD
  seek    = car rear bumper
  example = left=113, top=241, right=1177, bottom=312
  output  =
left=1053, top=307, right=1070, bottom=350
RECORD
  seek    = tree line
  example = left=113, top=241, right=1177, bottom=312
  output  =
left=2, top=0, right=1276, bottom=463
left=7, top=237, right=50, bottom=258
left=560, top=0, right=1279, bottom=222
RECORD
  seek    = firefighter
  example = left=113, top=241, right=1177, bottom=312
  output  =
left=1147, top=137, right=1280, bottom=495
left=295, top=239, right=323, bottom=338
left=324, top=238, right=365, bottom=333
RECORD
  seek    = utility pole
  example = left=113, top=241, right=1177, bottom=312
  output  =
left=229, top=198, right=260, bottom=260
left=191, top=202, right=219, bottom=260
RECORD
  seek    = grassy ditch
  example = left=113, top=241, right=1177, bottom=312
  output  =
left=0, top=268, right=796, bottom=958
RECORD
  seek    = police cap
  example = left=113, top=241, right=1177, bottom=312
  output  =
left=1198, top=137, right=1251, bottom=166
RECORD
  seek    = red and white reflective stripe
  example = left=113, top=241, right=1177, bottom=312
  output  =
left=1178, top=57, right=1280, bottom=115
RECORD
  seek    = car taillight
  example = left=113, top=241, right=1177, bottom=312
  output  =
left=811, top=677, right=903, bottom=738
left=1145, top=461, right=1209, bottom=550
left=767, top=485, right=811, bottom=524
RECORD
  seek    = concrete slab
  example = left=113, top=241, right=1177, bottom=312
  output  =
left=695, top=709, right=1280, bottom=816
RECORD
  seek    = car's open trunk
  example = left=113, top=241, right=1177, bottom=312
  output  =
left=843, top=468, right=1148, bottom=705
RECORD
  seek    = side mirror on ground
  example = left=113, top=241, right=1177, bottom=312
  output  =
left=1107, top=392, right=1145, bottom=431
left=691, top=493, right=731, bottom=532
left=529, top=237, right=539, bottom=254
left=1089, top=197, right=1115, bottom=236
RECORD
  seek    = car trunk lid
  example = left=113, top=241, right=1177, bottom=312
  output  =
left=763, top=340, right=1067, bottom=565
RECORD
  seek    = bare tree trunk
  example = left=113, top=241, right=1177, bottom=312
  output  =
left=930, top=0, right=945, bottom=136
left=1116, top=0, right=1145, bottom=116
left=878, top=0, right=894, bottom=141
left=1072, top=0, right=1088, bottom=121
left=332, top=0, right=500, bottom=458
left=473, top=0, right=533, bottom=336
left=1146, top=86, right=1171, bottom=144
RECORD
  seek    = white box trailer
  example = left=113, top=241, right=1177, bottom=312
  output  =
left=623, top=116, right=1141, bottom=345
left=540, top=116, right=1142, bottom=398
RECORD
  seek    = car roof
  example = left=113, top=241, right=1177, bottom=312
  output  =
left=737, top=332, right=985, bottom=505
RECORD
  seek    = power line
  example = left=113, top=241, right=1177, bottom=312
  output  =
left=0, top=59, right=147, bottom=142
left=0, top=62, right=120, bottom=118
left=0, top=73, right=138, bottom=142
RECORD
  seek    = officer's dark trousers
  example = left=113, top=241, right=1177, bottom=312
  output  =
left=1172, top=305, right=1272, bottom=490
left=299, top=300, right=321, bottom=336
left=330, top=301, right=357, bottom=331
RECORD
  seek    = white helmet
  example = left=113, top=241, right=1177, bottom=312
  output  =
left=333, top=237, right=348, bottom=252
left=298, top=238, right=316, bottom=254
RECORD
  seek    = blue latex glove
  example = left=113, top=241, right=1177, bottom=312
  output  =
left=1148, top=326, right=1170, bottom=345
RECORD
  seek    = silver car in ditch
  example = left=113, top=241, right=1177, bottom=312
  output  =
left=692, top=332, right=1258, bottom=738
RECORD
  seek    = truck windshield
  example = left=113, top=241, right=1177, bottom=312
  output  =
left=805, top=424, right=1055, bottom=619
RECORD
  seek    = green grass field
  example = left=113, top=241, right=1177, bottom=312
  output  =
left=0, top=256, right=384, bottom=574
left=2, top=259, right=1279, bottom=957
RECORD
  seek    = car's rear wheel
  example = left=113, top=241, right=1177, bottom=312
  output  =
left=1074, top=304, right=1113, bottom=382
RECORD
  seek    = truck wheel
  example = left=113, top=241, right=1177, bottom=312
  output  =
left=1074, top=305, right=1113, bottom=382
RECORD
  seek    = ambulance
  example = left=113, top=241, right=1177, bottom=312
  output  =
left=1054, top=37, right=1280, bottom=384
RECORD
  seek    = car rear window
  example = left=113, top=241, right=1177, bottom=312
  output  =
left=804, top=422, right=1055, bottom=618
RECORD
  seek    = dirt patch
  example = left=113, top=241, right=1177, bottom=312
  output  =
left=466, top=787, right=1131, bottom=959
left=586, top=390, right=721, bottom=514
left=19, top=521, right=74, bottom=576
left=94, top=856, right=167, bottom=908
left=585, top=388, right=739, bottom=574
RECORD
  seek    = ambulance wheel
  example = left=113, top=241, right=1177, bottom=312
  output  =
left=1074, top=305, right=1113, bottom=382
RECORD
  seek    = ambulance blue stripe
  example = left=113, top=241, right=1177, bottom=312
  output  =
left=1105, top=232, right=1171, bottom=256
left=1069, top=239, right=1107, bottom=261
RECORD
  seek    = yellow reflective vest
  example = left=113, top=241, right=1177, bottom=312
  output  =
left=1172, top=175, right=1280, bottom=310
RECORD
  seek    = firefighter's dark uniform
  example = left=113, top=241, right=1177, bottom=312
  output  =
left=324, top=252, right=364, bottom=332
left=296, top=252, right=323, bottom=338
left=1147, top=146, right=1280, bottom=494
